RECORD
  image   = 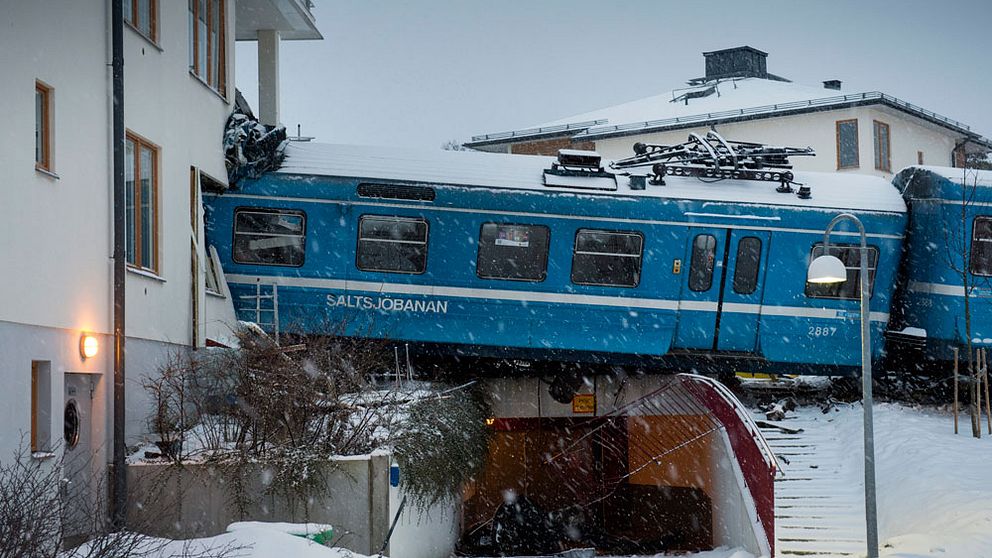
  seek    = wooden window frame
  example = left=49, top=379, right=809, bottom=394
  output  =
left=35, top=81, right=53, bottom=172
left=835, top=119, right=859, bottom=170
left=126, top=132, right=160, bottom=273
left=31, top=362, right=39, bottom=452
left=125, top=0, right=158, bottom=43
left=873, top=120, right=891, bottom=172
left=189, top=0, right=227, bottom=95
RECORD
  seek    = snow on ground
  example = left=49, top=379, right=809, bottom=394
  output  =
left=65, top=523, right=753, bottom=558
left=773, top=402, right=992, bottom=557
left=64, top=522, right=359, bottom=558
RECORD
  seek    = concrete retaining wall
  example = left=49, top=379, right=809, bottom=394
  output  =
left=128, top=454, right=391, bottom=555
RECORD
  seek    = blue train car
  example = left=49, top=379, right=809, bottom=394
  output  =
left=889, top=166, right=992, bottom=367
left=203, top=143, right=906, bottom=374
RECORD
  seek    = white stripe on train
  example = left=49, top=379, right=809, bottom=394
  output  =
left=226, top=274, right=890, bottom=323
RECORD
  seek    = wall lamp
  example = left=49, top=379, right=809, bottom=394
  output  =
left=80, top=333, right=99, bottom=360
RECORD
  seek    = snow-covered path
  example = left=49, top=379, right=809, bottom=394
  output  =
left=757, top=403, right=992, bottom=558
left=759, top=409, right=868, bottom=557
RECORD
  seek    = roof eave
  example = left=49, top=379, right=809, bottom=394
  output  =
left=573, top=93, right=983, bottom=143
left=464, top=119, right=607, bottom=148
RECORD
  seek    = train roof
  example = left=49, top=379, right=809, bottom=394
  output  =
left=908, top=165, right=992, bottom=187
left=275, top=142, right=906, bottom=214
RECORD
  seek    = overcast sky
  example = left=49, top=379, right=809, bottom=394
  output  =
left=236, top=0, right=992, bottom=149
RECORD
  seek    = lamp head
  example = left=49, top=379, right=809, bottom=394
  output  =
left=807, top=254, right=847, bottom=284
left=80, top=333, right=99, bottom=360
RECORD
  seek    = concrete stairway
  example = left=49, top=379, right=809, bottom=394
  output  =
left=757, top=414, right=868, bottom=557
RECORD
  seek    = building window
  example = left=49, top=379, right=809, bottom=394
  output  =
left=188, top=0, right=226, bottom=94
left=873, top=120, right=891, bottom=172
left=732, top=237, right=762, bottom=295
left=125, top=134, right=159, bottom=272
left=918, top=151, right=924, bottom=165
left=836, top=119, right=859, bottom=169
left=31, top=361, right=52, bottom=454
left=357, top=216, right=429, bottom=274
left=805, top=243, right=879, bottom=300
left=971, top=216, right=992, bottom=276
left=124, top=0, right=157, bottom=42
left=477, top=224, right=550, bottom=282
left=233, top=209, right=306, bottom=267
left=689, top=234, right=717, bottom=292
left=205, top=246, right=224, bottom=294
left=571, top=229, right=643, bottom=288
left=35, top=81, right=52, bottom=171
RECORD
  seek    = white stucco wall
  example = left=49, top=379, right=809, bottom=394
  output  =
left=0, top=0, right=238, bottom=462
left=122, top=0, right=237, bottom=346
left=592, top=105, right=960, bottom=181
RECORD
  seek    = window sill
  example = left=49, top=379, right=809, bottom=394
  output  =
left=206, top=289, right=226, bottom=299
left=127, top=266, right=166, bottom=283
left=31, top=451, right=56, bottom=461
left=125, top=22, right=163, bottom=52
left=188, top=71, right=229, bottom=103
left=35, top=166, right=60, bottom=180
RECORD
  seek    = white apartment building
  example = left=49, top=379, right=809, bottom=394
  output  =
left=0, top=0, right=320, bottom=524
left=467, top=47, right=991, bottom=178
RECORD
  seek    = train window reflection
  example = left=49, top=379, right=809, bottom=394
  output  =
left=733, top=237, right=762, bottom=295
left=357, top=215, right=429, bottom=274
left=233, top=209, right=306, bottom=267
left=805, top=243, right=879, bottom=299
left=571, top=229, right=643, bottom=287
left=689, top=234, right=717, bottom=292
left=970, top=217, right=992, bottom=276
left=477, top=224, right=550, bottom=282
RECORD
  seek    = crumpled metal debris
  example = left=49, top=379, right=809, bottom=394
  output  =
left=223, top=91, right=288, bottom=187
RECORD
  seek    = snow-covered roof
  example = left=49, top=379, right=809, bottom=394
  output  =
left=274, top=142, right=906, bottom=213
left=541, top=78, right=834, bottom=130
left=913, top=165, right=992, bottom=187
left=467, top=78, right=987, bottom=147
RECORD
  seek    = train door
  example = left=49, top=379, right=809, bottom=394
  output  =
left=676, top=228, right=769, bottom=352
left=716, top=230, right=770, bottom=352
left=676, top=228, right=727, bottom=350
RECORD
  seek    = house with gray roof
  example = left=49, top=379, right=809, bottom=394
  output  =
left=466, top=46, right=991, bottom=179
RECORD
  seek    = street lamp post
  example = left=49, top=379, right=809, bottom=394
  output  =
left=806, top=213, right=879, bottom=558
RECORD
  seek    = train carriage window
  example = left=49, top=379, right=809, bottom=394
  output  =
left=971, top=216, right=992, bottom=276
left=233, top=209, right=306, bottom=267
left=805, top=243, right=879, bottom=300
left=357, top=215, right=429, bottom=274
left=688, top=234, right=717, bottom=292
left=732, top=237, right=762, bottom=294
left=571, top=229, right=643, bottom=287
left=477, top=224, right=550, bottom=281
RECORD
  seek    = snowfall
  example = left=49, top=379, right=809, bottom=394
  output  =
left=67, top=403, right=992, bottom=558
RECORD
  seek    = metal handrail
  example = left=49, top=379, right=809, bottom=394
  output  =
left=678, top=373, right=780, bottom=473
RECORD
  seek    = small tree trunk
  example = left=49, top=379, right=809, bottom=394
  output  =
left=953, top=347, right=959, bottom=434
left=983, top=348, right=992, bottom=435
left=971, top=347, right=981, bottom=439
